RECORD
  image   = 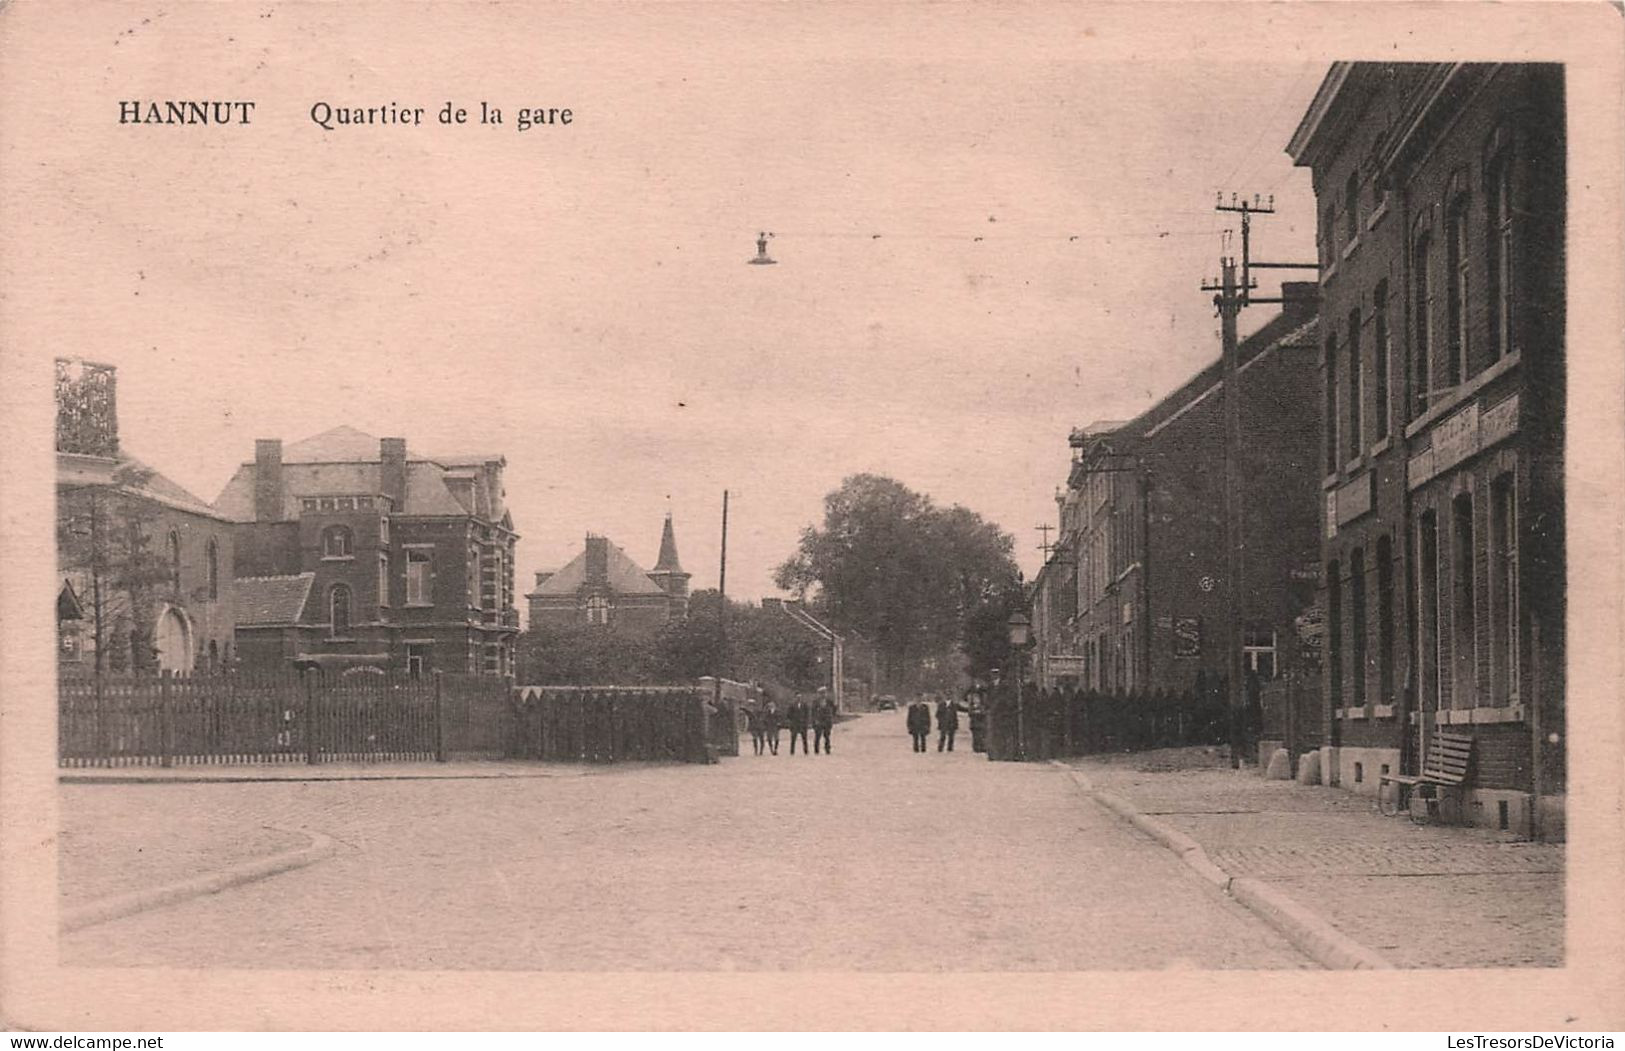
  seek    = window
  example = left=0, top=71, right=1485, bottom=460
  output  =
left=1347, top=308, right=1363, bottom=461
left=406, top=550, right=431, bottom=605
left=1490, top=473, right=1519, bottom=704
left=378, top=554, right=390, bottom=607
left=1326, top=560, right=1342, bottom=708
left=379, top=516, right=390, bottom=544
left=1321, top=203, right=1337, bottom=266
left=322, top=525, right=354, bottom=559
left=1411, top=233, right=1433, bottom=419
left=1446, top=196, right=1470, bottom=386
left=1373, top=281, right=1391, bottom=442
left=60, top=625, right=83, bottom=662
left=1324, top=335, right=1339, bottom=474
left=1418, top=511, right=1442, bottom=710
left=330, top=583, right=351, bottom=637
left=1344, top=169, right=1360, bottom=244
left=206, top=538, right=219, bottom=600
left=586, top=595, right=610, bottom=625
left=1376, top=535, right=1396, bottom=706
left=1243, top=627, right=1278, bottom=681
left=1349, top=548, right=1367, bottom=707
left=406, top=643, right=430, bottom=678
left=167, top=531, right=181, bottom=592
left=1487, top=152, right=1514, bottom=360
left=1451, top=493, right=1476, bottom=707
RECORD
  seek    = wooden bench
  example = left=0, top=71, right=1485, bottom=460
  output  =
left=1378, top=731, right=1474, bottom=821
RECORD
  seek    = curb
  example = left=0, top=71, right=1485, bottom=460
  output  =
left=61, top=827, right=339, bottom=934
left=1054, top=761, right=1393, bottom=970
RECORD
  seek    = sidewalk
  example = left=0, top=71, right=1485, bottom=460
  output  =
left=58, top=758, right=640, bottom=784
left=1067, top=747, right=1563, bottom=968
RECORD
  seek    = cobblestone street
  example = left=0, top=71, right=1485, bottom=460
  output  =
left=1071, top=749, right=1565, bottom=968
left=60, top=714, right=1312, bottom=970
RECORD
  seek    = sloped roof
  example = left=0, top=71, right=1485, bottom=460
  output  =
left=213, top=453, right=479, bottom=521
left=530, top=540, right=667, bottom=597
left=235, top=573, right=314, bottom=626
left=283, top=425, right=382, bottom=463
left=57, top=449, right=226, bottom=520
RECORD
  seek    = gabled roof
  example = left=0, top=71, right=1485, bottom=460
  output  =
left=57, top=449, right=227, bottom=520
left=236, top=573, right=315, bottom=626
left=530, top=540, right=667, bottom=597
left=58, top=579, right=85, bottom=621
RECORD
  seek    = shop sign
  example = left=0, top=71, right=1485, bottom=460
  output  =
left=1335, top=471, right=1374, bottom=526
left=1480, top=393, right=1520, bottom=450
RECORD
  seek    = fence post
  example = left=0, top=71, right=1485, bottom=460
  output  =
left=303, top=670, right=320, bottom=765
left=434, top=670, right=447, bottom=762
left=159, top=670, right=174, bottom=768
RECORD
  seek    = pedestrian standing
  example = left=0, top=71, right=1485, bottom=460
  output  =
left=763, top=699, right=781, bottom=755
left=907, top=697, right=931, bottom=752
left=937, top=695, right=960, bottom=752
left=745, top=704, right=765, bottom=756
left=787, top=694, right=811, bottom=755
left=812, top=691, right=835, bottom=754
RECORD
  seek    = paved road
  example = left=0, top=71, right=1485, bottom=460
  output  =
left=61, top=712, right=1311, bottom=970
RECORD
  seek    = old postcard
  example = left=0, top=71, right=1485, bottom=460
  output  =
left=2, top=0, right=1622, bottom=1033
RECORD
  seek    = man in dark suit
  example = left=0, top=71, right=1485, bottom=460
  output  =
left=812, top=690, right=836, bottom=754
left=787, top=695, right=811, bottom=755
left=762, top=699, right=781, bottom=755
left=907, top=697, right=931, bottom=752
left=937, top=695, right=960, bottom=752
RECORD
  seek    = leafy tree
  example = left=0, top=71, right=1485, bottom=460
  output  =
left=57, top=464, right=177, bottom=676
left=775, top=474, right=1022, bottom=690
left=515, top=621, right=660, bottom=685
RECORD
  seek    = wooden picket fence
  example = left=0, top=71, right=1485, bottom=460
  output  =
left=985, top=685, right=1231, bottom=762
left=58, top=671, right=727, bottom=768
left=509, top=686, right=730, bottom=764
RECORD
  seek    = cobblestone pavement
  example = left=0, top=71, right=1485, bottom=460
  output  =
left=1071, top=749, right=1564, bottom=969
left=60, top=714, right=1312, bottom=971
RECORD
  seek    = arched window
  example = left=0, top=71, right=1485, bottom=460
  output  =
left=206, top=538, right=219, bottom=600
left=330, top=584, right=352, bottom=636
left=167, top=531, right=181, bottom=592
left=322, top=525, right=354, bottom=559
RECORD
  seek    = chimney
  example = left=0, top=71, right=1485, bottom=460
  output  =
left=253, top=439, right=283, bottom=522
left=1282, top=280, right=1319, bottom=321
left=380, top=438, right=407, bottom=512
left=585, top=535, right=608, bottom=585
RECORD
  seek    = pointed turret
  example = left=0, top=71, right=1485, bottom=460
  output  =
left=648, top=513, right=691, bottom=611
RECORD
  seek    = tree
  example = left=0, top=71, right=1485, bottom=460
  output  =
left=775, top=474, right=1022, bottom=690
left=515, top=621, right=660, bottom=685
left=57, top=464, right=176, bottom=676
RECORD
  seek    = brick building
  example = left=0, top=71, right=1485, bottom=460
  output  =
left=1032, top=289, right=1321, bottom=696
left=527, top=517, right=691, bottom=632
left=214, top=426, right=519, bottom=676
left=56, top=359, right=237, bottom=676
left=1287, top=63, right=1565, bottom=837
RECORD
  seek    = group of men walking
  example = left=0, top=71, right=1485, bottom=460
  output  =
left=744, top=690, right=836, bottom=756
left=906, top=695, right=961, bottom=753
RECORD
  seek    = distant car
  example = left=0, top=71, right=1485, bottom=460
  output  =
left=876, top=695, right=898, bottom=711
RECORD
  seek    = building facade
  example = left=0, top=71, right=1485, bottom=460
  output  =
left=214, top=426, right=519, bottom=676
left=1033, top=290, right=1322, bottom=698
left=1288, top=63, right=1565, bottom=837
left=527, top=517, right=691, bottom=632
left=56, top=359, right=237, bottom=676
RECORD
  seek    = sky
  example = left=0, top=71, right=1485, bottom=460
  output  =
left=17, top=6, right=1328, bottom=610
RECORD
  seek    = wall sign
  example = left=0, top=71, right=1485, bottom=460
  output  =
left=1408, top=395, right=1519, bottom=490
left=1173, top=616, right=1202, bottom=658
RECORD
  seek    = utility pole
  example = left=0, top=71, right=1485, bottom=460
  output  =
left=1036, top=523, right=1055, bottom=561
left=1203, top=192, right=1318, bottom=769
left=716, top=490, right=730, bottom=701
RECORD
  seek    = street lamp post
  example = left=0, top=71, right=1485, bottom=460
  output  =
left=1008, top=611, right=1032, bottom=761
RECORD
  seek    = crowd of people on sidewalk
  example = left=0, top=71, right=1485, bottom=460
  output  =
left=742, top=688, right=837, bottom=756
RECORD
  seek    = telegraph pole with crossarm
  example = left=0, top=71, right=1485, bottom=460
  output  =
left=1202, top=193, right=1318, bottom=768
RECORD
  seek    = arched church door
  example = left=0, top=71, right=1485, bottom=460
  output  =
left=154, top=607, right=193, bottom=673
